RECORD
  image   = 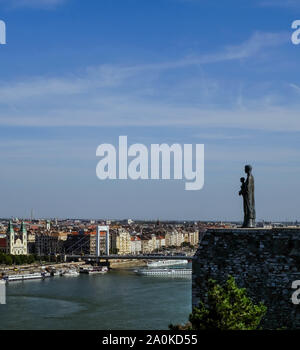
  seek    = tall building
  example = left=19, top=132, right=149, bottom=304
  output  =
left=116, top=228, right=131, bottom=255
left=35, top=233, right=62, bottom=256
left=6, top=221, right=27, bottom=255
left=96, top=226, right=110, bottom=256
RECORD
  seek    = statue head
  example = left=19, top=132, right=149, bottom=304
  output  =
left=240, top=177, right=245, bottom=183
left=244, top=164, right=252, bottom=175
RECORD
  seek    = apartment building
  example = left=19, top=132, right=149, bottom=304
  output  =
left=116, top=228, right=131, bottom=255
left=35, top=233, right=63, bottom=256
left=130, top=236, right=142, bottom=255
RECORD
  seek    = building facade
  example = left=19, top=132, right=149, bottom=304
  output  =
left=6, top=221, right=27, bottom=255
left=116, top=228, right=131, bottom=255
left=130, top=236, right=142, bottom=254
left=35, top=233, right=62, bottom=256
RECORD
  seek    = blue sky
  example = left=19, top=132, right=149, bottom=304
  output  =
left=0, top=0, right=300, bottom=220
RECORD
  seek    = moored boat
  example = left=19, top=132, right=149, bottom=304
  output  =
left=80, top=266, right=108, bottom=274
left=62, top=269, right=79, bottom=277
left=4, top=272, right=51, bottom=282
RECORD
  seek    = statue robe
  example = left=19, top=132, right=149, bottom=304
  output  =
left=244, top=174, right=256, bottom=221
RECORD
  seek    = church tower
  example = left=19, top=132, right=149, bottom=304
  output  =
left=6, top=221, right=28, bottom=255
left=6, top=220, right=15, bottom=254
left=20, top=221, right=27, bottom=255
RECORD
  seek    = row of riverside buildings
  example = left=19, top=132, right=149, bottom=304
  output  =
left=0, top=220, right=199, bottom=256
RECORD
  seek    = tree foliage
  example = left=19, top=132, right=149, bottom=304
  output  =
left=0, top=253, right=37, bottom=265
left=170, top=276, right=267, bottom=330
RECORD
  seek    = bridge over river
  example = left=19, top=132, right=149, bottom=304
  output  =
left=65, top=254, right=195, bottom=261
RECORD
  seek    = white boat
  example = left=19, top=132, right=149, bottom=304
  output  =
left=147, top=259, right=188, bottom=267
left=89, top=267, right=108, bottom=275
left=5, top=272, right=50, bottom=282
left=80, top=266, right=108, bottom=275
left=79, top=267, right=91, bottom=274
left=62, top=269, right=79, bottom=277
left=134, top=268, right=192, bottom=277
left=52, top=271, right=62, bottom=277
left=41, top=272, right=51, bottom=278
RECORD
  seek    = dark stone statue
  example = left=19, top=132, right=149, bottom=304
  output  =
left=239, top=177, right=247, bottom=224
left=239, top=165, right=256, bottom=228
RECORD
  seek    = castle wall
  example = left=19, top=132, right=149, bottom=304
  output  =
left=192, top=228, right=300, bottom=329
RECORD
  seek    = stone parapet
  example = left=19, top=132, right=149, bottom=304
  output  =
left=192, top=228, right=300, bottom=329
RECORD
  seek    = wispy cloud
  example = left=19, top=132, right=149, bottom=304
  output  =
left=0, top=31, right=292, bottom=131
left=0, top=30, right=288, bottom=98
left=109, top=31, right=288, bottom=72
left=289, top=83, right=300, bottom=94
left=0, top=31, right=288, bottom=102
left=0, top=0, right=66, bottom=10
left=259, top=0, right=300, bottom=8
left=175, top=0, right=300, bottom=9
left=193, top=133, right=251, bottom=140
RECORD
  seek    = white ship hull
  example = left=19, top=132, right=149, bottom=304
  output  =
left=62, top=270, right=79, bottom=277
left=147, top=259, right=188, bottom=267
left=88, top=270, right=107, bottom=275
left=4, top=272, right=51, bottom=282
left=134, top=268, right=192, bottom=277
left=79, top=266, right=108, bottom=274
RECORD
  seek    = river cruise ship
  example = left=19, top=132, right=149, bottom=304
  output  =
left=3, top=272, right=51, bottom=282
left=134, top=268, right=192, bottom=277
left=147, top=259, right=188, bottom=267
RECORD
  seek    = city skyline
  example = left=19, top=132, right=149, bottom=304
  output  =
left=0, top=0, right=300, bottom=220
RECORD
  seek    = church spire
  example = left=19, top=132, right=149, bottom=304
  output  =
left=7, top=220, right=14, bottom=236
left=20, top=221, right=27, bottom=235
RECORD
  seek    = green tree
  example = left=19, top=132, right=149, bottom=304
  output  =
left=170, top=276, right=267, bottom=330
left=4, top=255, right=13, bottom=265
left=19, top=255, right=26, bottom=264
left=13, top=255, right=21, bottom=265
left=27, top=255, right=35, bottom=264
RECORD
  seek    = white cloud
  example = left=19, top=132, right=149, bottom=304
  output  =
left=0, top=0, right=66, bottom=9
left=0, top=31, right=288, bottom=100
left=289, top=83, right=300, bottom=94
left=259, top=0, right=300, bottom=8
left=193, top=133, right=251, bottom=140
left=0, top=31, right=293, bottom=131
left=112, top=31, right=288, bottom=71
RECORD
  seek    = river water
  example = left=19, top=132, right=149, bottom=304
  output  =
left=0, top=266, right=191, bottom=330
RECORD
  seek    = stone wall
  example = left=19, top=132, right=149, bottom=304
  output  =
left=192, top=228, right=300, bottom=329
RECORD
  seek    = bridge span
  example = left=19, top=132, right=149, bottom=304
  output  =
left=66, top=254, right=195, bottom=260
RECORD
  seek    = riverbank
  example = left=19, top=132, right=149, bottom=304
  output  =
left=0, top=253, right=195, bottom=274
left=0, top=260, right=147, bottom=276
left=0, top=261, right=86, bottom=276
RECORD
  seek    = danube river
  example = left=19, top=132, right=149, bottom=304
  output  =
left=0, top=266, right=191, bottom=330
